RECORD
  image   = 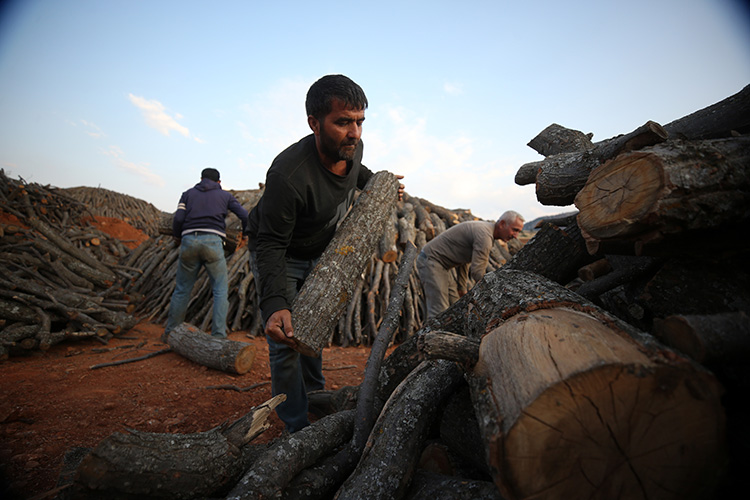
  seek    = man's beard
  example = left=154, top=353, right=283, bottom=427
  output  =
left=320, top=125, right=358, bottom=161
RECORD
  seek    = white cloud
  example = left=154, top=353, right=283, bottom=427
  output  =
left=443, top=82, right=464, bottom=95
left=128, top=94, right=191, bottom=138
left=101, top=145, right=165, bottom=187
left=80, top=119, right=105, bottom=139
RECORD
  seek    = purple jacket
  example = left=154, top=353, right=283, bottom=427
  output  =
left=172, top=178, right=248, bottom=238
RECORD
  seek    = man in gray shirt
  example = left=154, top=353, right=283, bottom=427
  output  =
left=417, top=210, right=524, bottom=318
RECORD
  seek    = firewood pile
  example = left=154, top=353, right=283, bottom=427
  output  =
left=121, top=186, right=520, bottom=348
left=0, top=171, right=144, bottom=360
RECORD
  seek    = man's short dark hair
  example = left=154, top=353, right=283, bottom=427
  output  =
left=201, top=168, right=220, bottom=182
left=305, top=74, right=368, bottom=121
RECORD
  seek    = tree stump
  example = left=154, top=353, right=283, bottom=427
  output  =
left=168, top=323, right=256, bottom=374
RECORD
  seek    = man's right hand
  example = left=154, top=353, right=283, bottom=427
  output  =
left=265, top=309, right=297, bottom=347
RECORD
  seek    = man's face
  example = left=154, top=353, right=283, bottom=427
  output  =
left=310, top=98, right=365, bottom=162
left=496, top=218, right=524, bottom=242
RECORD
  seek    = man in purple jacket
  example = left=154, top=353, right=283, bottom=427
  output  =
left=163, top=168, right=248, bottom=341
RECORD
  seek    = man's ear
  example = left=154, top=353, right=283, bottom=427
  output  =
left=308, top=115, right=319, bottom=135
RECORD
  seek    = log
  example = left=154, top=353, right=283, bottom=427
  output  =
left=417, top=330, right=480, bottom=370
left=227, top=409, right=355, bottom=500
left=529, top=121, right=669, bottom=206
left=526, top=123, right=594, bottom=157
left=292, top=171, right=400, bottom=356
left=71, top=395, right=285, bottom=499
left=167, top=323, right=256, bottom=374
left=503, top=220, right=596, bottom=286
left=334, top=360, right=464, bottom=500
left=460, top=269, right=726, bottom=500
left=653, top=312, right=750, bottom=365
left=577, top=257, right=611, bottom=281
left=575, top=136, right=750, bottom=255
left=663, top=83, right=750, bottom=139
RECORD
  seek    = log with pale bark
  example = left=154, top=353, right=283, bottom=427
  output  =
left=166, top=322, right=256, bottom=374
left=575, top=136, right=750, bottom=255
left=291, top=171, right=400, bottom=356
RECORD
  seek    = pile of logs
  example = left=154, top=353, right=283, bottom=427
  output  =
left=0, top=171, right=142, bottom=359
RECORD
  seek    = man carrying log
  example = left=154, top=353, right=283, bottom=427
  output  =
left=246, top=74, right=404, bottom=433
left=417, top=210, right=524, bottom=318
left=162, top=168, right=248, bottom=341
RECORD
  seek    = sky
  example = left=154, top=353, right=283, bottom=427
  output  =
left=1, top=0, right=749, bottom=222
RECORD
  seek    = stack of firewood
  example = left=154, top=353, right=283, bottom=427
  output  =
left=123, top=187, right=519, bottom=346
left=0, top=171, right=141, bottom=360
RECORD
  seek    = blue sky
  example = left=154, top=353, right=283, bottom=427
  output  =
left=1, top=0, right=749, bottom=222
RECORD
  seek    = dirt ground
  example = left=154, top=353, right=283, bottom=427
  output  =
left=0, top=321, right=372, bottom=499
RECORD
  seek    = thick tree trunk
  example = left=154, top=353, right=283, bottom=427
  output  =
left=292, top=171, right=400, bottom=356
left=575, top=136, right=750, bottom=255
left=167, top=323, right=256, bottom=374
left=459, top=269, right=726, bottom=500
left=70, top=395, right=285, bottom=499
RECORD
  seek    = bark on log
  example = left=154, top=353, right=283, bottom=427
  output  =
left=335, top=360, right=464, bottom=500
left=526, top=123, right=594, bottom=157
left=70, top=395, right=285, bottom=499
left=503, top=220, right=595, bottom=286
left=653, top=312, right=750, bottom=365
left=292, top=171, right=400, bottom=356
left=576, top=136, right=750, bottom=255
left=417, top=330, right=480, bottom=370
left=663, top=83, right=750, bottom=139
left=460, top=269, right=726, bottom=500
left=227, top=409, right=355, bottom=500
left=167, top=323, right=256, bottom=374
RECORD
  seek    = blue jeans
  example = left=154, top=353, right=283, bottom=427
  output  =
left=165, top=233, right=229, bottom=338
left=251, top=252, right=325, bottom=432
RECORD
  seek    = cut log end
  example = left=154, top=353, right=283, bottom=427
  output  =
left=474, top=308, right=726, bottom=500
left=575, top=152, right=664, bottom=240
left=234, top=344, right=257, bottom=374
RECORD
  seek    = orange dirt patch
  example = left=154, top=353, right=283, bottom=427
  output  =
left=81, top=216, right=149, bottom=250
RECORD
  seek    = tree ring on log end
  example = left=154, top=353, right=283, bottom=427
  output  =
left=474, top=308, right=726, bottom=500
left=575, top=152, right=664, bottom=240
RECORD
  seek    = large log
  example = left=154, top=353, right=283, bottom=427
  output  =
left=460, top=269, right=726, bottom=500
left=653, top=312, right=750, bottom=365
left=575, top=136, right=750, bottom=255
left=663, top=83, right=750, bottom=139
left=291, top=171, right=400, bottom=356
left=524, top=121, right=669, bottom=206
left=167, top=323, right=256, bottom=374
left=70, top=395, right=285, bottom=499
